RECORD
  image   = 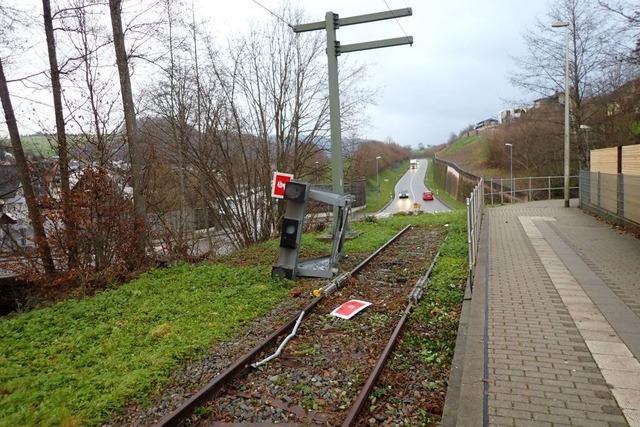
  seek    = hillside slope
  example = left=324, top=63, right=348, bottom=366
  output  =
left=436, top=134, right=505, bottom=178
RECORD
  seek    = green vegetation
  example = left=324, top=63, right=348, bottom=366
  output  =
left=0, top=264, right=292, bottom=426
left=438, top=134, right=506, bottom=178
left=0, top=211, right=462, bottom=426
left=425, top=158, right=466, bottom=210
left=363, top=160, right=409, bottom=213
left=20, top=135, right=56, bottom=156
left=441, top=135, right=483, bottom=155
left=397, top=210, right=467, bottom=425
left=412, top=214, right=467, bottom=369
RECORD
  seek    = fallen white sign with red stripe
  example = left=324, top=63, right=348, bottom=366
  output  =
left=330, top=299, right=372, bottom=320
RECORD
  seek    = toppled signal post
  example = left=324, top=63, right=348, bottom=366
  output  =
left=272, top=8, right=413, bottom=280
left=272, top=181, right=354, bottom=280
left=293, top=8, right=413, bottom=231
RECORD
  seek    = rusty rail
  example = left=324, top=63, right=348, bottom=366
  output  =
left=154, top=225, right=413, bottom=427
left=341, top=245, right=442, bottom=426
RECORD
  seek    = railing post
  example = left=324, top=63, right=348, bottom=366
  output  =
left=529, top=176, right=532, bottom=201
left=548, top=176, right=551, bottom=200
left=511, top=176, right=515, bottom=203
left=466, top=196, right=473, bottom=291
left=475, top=183, right=480, bottom=248
left=490, top=178, right=494, bottom=205
left=500, top=178, right=504, bottom=204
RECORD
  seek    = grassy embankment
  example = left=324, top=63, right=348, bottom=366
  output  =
left=437, top=135, right=507, bottom=178
left=425, top=158, right=466, bottom=210
left=19, top=135, right=56, bottom=156
left=0, top=210, right=465, bottom=426
left=362, top=160, right=409, bottom=214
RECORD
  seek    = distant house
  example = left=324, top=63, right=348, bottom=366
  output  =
left=533, top=92, right=563, bottom=109
left=0, top=165, right=30, bottom=250
left=498, top=107, right=527, bottom=124
left=474, top=118, right=499, bottom=130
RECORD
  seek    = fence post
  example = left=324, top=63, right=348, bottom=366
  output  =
left=480, top=178, right=484, bottom=213
left=529, top=176, right=532, bottom=201
left=548, top=176, right=551, bottom=200
left=597, top=172, right=601, bottom=207
left=500, top=178, right=504, bottom=204
left=617, top=173, right=624, bottom=218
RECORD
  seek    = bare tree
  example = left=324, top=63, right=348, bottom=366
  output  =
left=599, top=1, right=640, bottom=61
left=42, top=0, right=78, bottom=268
left=108, top=0, right=147, bottom=260
left=511, top=0, right=621, bottom=168
left=0, top=58, right=55, bottom=273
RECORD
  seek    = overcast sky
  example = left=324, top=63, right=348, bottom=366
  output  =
left=7, top=0, right=556, bottom=148
left=193, top=0, right=554, bottom=147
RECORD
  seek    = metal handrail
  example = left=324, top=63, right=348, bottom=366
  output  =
left=466, top=178, right=484, bottom=292
left=484, top=175, right=580, bottom=204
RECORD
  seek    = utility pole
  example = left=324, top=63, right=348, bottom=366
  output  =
left=552, top=21, right=571, bottom=208
left=293, top=9, right=413, bottom=225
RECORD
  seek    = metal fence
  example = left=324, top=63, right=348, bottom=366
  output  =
left=579, top=171, right=640, bottom=228
left=484, top=175, right=580, bottom=204
left=467, top=178, right=484, bottom=291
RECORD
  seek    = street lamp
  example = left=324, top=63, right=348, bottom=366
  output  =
left=376, top=156, right=382, bottom=191
left=314, top=161, right=320, bottom=183
left=552, top=20, right=571, bottom=208
left=505, top=143, right=513, bottom=201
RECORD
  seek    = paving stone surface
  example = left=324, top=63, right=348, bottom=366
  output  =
left=483, top=200, right=640, bottom=427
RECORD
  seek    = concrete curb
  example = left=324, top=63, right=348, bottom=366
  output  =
left=441, top=216, right=489, bottom=426
left=440, top=283, right=472, bottom=425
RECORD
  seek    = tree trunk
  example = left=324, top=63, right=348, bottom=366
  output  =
left=0, top=58, right=55, bottom=273
left=42, top=0, right=78, bottom=268
left=108, top=0, right=147, bottom=260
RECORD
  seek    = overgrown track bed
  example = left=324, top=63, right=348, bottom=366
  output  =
left=176, top=225, right=444, bottom=425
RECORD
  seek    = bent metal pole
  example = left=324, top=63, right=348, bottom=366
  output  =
left=293, top=8, right=413, bottom=228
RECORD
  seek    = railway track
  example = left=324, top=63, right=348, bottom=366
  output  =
left=155, top=224, right=445, bottom=426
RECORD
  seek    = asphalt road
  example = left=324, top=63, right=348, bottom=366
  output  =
left=378, top=158, right=450, bottom=216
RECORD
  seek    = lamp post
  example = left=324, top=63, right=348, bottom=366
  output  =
left=376, top=156, right=382, bottom=191
left=552, top=20, right=571, bottom=207
left=505, top=143, right=513, bottom=201
left=314, top=161, right=320, bottom=183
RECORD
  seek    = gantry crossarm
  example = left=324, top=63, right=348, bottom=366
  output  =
left=292, top=8, right=412, bottom=33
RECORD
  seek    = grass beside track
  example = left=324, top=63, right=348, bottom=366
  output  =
left=367, top=209, right=468, bottom=424
left=425, top=158, right=467, bottom=210
left=0, top=211, right=462, bottom=426
left=408, top=212, right=467, bottom=423
left=363, top=160, right=409, bottom=213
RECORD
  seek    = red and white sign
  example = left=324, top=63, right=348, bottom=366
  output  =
left=330, top=299, right=372, bottom=320
left=271, top=172, right=294, bottom=199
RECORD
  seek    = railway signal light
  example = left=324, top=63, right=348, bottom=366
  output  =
left=272, top=180, right=354, bottom=280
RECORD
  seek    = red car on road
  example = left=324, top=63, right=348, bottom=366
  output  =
left=422, top=190, right=434, bottom=201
